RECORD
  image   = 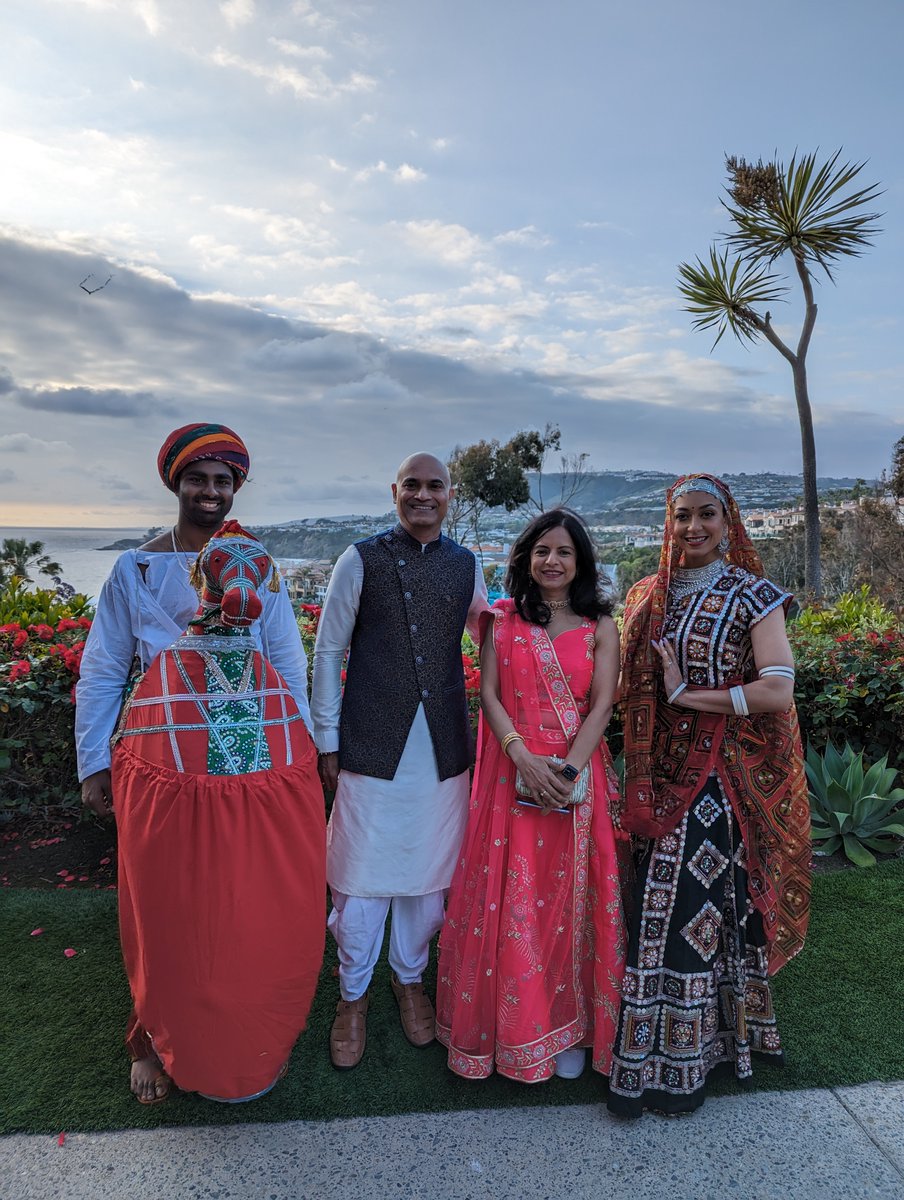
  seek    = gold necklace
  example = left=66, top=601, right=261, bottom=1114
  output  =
left=545, top=598, right=571, bottom=613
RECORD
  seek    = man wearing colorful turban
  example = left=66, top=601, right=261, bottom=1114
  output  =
left=76, top=423, right=314, bottom=1104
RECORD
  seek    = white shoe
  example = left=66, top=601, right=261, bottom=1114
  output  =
left=554, top=1048, right=587, bottom=1079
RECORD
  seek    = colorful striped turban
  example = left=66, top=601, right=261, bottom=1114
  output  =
left=157, top=423, right=250, bottom=492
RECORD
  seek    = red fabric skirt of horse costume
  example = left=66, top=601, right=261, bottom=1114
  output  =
left=112, top=635, right=325, bottom=1100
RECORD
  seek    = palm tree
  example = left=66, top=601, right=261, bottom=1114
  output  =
left=678, top=150, right=883, bottom=595
left=0, top=538, right=63, bottom=586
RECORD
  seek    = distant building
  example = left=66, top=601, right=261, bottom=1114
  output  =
left=284, top=561, right=333, bottom=604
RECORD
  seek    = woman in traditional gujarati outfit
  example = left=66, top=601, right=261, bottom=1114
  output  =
left=607, top=473, right=811, bottom=1117
left=436, top=509, right=626, bottom=1083
left=112, top=522, right=326, bottom=1103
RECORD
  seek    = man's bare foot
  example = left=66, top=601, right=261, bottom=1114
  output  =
left=130, top=1054, right=171, bottom=1104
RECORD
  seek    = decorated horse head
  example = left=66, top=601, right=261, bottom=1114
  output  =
left=189, top=520, right=281, bottom=630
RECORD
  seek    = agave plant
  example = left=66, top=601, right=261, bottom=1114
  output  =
left=806, top=742, right=904, bottom=867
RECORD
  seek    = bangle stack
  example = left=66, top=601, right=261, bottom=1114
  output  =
left=729, top=685, right=749, bottom=717
left=758, top=665, right=796, bottom=681
left=667, top=682, right=688, bottom=705
left=500, top=731, right=525, bottom=757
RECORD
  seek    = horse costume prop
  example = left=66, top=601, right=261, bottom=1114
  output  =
left=112, top=521, right=325, bottom=1101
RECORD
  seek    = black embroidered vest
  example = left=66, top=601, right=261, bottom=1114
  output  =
left=338, top=525, right=475, bottom=781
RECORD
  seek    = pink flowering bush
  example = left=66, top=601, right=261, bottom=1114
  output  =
left=0, top=585, right=93, bottom=814
left=789, top=611, right=904, bottom=770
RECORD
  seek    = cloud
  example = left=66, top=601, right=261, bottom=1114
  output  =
left=0, top=468, right=16, bottom=484
left=269, top=37, right=330, bottom=60
left=221, top=0, right=255, bottom=29
left=397, top=220, right=484, bottom=266
left=0, top=433, right=68, bottom=452
left=19, top=387, right=172, bottom=418
left=354, top=161, right=426, bottom=184
left=249, top=332, right=384, bottom=380
left=495, top=225, right=552, bottom=248
left=322, top=371, right=412, bottom=406
left=207, top=46, right=376, bottom=101
left=0, top=230, right=898, bottom=525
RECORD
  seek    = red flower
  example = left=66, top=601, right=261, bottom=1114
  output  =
left=29, top=623, right=54, bottom=641
left=55, top=618, right=80, bottom=632
left=9, top=660, right=31, bottom=682
left=12, top=630, right=28, bottom=651
left=0, top=622, right=22, bottom=633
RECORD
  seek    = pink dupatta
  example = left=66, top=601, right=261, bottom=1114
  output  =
left=436, top=600, right=625, bottom=1081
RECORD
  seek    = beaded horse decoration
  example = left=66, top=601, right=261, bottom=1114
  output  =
left=115, top=521, right=307, bottom=775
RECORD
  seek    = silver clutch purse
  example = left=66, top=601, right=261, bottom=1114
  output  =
left=514, top=756, right=589, bottom=806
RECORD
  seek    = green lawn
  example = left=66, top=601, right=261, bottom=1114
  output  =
left=2, top=859, right=903, bottom=1134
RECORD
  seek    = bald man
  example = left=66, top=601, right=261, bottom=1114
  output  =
left=312, top=453, right=488, bottom=1069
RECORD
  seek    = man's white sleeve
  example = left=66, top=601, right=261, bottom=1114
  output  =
left=261, top=579, right=313, bottom=734
left=466, top=556, right=491, bottom=641
left=311, top=547, right=363, bottom=754
left=74, top=563, right=137, bottom=781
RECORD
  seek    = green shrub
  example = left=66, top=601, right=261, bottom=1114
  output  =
left=806, top=742, right=904, bottom=867
left=794, top=586, right=898, bottom=637
left=0, top=580, right=92, bottom=626
left=0, top=586, right=93, bottom=815
left=789, top=594, right=904, bottom=768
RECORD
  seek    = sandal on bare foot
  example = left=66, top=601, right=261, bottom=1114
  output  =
left=131, top=1056, right=173, bottom=1105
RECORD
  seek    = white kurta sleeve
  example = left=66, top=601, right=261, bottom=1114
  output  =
left=466, top=556, right=491, bottom=641
left=260, top=577, right=313, bottom=733
left=74, top=559, right=138, bottom=781
left=311, top=546, right=363, bottom=754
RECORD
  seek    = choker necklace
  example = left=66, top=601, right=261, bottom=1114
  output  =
left=669, top=557, right=726, bottom=600
left=545, top=598, right=571, bottom=613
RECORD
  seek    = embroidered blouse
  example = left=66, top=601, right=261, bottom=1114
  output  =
left=663, top=564, right=790, bottom=689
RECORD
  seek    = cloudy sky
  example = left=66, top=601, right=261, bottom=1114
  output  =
left=1, top=0, right=902, bottom=526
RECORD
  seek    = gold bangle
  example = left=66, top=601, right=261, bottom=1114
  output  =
left=500, top=732, right=525, bottom=757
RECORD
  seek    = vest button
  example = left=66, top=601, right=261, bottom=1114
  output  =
left=422, top=689, right=429, bottom=698
left=398, top=559, right=406, bottom=566
left=405, top=591, right=412, bottom=600
left=410, top=624, right=417, bottom=633
left=416, top=656, right=424, bottom=664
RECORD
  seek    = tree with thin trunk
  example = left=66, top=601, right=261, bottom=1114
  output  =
left=678, top=150, right=882, bottom=596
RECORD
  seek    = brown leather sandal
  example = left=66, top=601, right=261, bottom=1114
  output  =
left=390, top=973, right=436, bottom=1047
left=329, top=993, right=369, bottom=1070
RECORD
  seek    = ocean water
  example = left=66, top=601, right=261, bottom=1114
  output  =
left=0, top=527, right=146, bottom=602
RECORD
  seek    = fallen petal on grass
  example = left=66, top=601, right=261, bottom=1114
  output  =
left=63, top=948, right=77, bottom=958
left=30, top=928, right=44, bottom=937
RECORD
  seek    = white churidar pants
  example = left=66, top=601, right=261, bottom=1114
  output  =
left=328, top=890, right=446, bottom=1001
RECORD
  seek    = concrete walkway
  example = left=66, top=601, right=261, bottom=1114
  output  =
left=3, top=1083, right=902, bottom=1200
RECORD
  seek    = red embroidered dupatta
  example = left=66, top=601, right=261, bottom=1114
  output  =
left=619, top=473, right=810, bottom=973
left=436, top=600, right=625, bottom=1081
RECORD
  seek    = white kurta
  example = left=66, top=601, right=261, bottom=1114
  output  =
left=75, top=549, right=312, bottom=781
left=311, top=542, right=488, bottom=898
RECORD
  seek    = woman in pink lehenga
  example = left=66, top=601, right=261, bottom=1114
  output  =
left=436, top=509, right=626, bottom=1083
